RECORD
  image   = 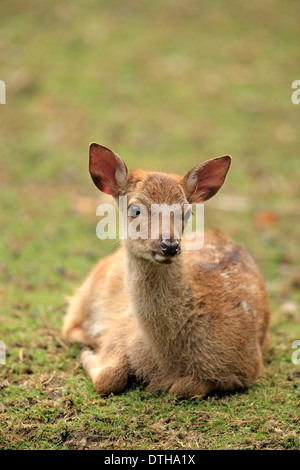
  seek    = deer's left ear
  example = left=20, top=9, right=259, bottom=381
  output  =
left=183, top=156, right=231, bottom=203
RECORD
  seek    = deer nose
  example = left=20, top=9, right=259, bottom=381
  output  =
left=160, top=240, right=181, bottom=257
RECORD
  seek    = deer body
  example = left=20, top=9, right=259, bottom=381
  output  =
left=62, top=144, right=270, bottom=398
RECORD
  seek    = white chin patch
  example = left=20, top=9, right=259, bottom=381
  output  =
left=151, top=252, right=174, bottom=264
left=153, top=253, right=166, bottom=262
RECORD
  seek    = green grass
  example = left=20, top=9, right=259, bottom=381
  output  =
left=0, top=0, right=300, bottom=450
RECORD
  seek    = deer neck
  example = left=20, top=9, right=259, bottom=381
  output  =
left=125, top=249, right=194, bottom=354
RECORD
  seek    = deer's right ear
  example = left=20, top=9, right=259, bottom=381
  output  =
left=89, top=143, right=128, bottom=196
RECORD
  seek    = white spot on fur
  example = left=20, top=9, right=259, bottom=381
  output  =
left=249, top=283, right=256, bottom=293
left=221, top=271, right=230, bottom=279
left=153, top=253, right=167, bottom=262
left=221, top=272, right=232, bottom=291
left=241, top=300, right=250, bottom=314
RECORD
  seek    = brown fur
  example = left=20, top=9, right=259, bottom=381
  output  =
left=62, top=144, right=271, bottom=398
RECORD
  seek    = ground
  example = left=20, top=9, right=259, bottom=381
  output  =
left=0, top=0, right=299, bottom=450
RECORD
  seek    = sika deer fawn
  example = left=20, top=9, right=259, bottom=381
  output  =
left=62, top=143, right=271, bottom=398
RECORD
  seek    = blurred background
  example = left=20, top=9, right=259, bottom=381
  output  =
left=0, top=0, right=299, bottom=338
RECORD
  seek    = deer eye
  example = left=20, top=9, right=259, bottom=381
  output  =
left=128, top=205, right=141, bottom=217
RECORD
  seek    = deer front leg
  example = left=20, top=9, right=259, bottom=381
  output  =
left=81, top=348, right=129, bottom=395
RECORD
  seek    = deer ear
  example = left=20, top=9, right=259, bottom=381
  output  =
left=183, top=156, right=231, bottom=203
left=89, top=143, right=128, bottom=196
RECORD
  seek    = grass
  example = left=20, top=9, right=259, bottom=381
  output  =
left=0, top=0, right=300, bottom=450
